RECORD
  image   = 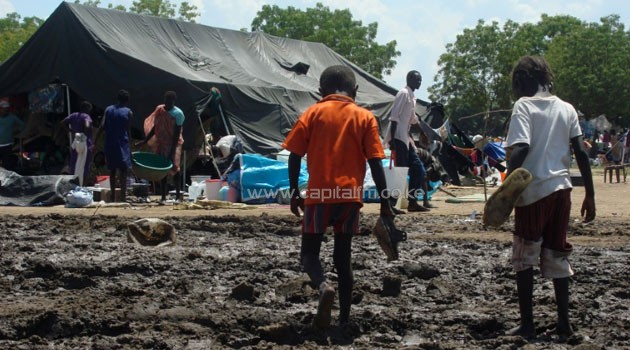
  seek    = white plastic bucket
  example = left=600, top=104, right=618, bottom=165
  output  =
left=205, top=179, right=224, bottom=200
left=384, top=165, right=408, bottom=208
left=188, top=182, right=205, bottom=200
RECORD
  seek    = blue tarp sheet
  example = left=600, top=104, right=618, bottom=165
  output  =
left=239, top=154, right=308, bottom=203
left=483, top=142, right=506, bottom=162
left=238, top=155, right=440, bottom=204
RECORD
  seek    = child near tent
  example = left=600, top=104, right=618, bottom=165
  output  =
left=283, top=65, right=394, bottom=328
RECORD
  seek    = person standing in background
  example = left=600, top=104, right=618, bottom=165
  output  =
left=96, top=90, right=133, bottom=202
left=62, top=101, right=93, bottom=186
left=138, top=91, right=185, bottom=203
left=383, top=70, right=431, bottom=212
left=0, top=100, right=25, bottom=171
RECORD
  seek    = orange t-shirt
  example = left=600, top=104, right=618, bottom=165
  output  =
left=282, top=94, right=385, bottom=205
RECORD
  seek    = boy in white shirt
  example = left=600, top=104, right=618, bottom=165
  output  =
left=505, top=56, right=595, bottom=340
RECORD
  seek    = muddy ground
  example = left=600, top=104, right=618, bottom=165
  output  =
left=0, top=180, right=629, bottom=349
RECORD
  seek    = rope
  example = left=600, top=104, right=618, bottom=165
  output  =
left=458, top=109, right=512, bottom=121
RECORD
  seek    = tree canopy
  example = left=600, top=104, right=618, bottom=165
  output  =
left=428, top=14, right=629, bottom=134
left=0, top=13, right=43, bottom=62
left=546, top=15, right=629, bottom=128
left=73, top=0, right=200, bottom=22
left=250, top=3, right=400, bottom=80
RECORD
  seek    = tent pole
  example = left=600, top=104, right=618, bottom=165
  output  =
left=182, top=150, right=186, bottom=196
left=65, top=84, right=71, bottom=116
left=217, top=104, right=230, bottom=135
left=18, top=137, right=23, bottom=169
left=482, top=110, right=489, bottom=202
left=196, top=112, right=221, bottom=178
left=64, top=84, right=73, bottom=157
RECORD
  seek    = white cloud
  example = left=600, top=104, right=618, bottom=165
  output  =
left=189, top=0, right=204, bottom=20
left=0, top=0, right=15, bottom=17
left=374, top=2, right=466, bottom=98
left=508, top=0, right=607, bottom=24
left=466, top=0, right=492, bottom=6
left=202, top=0, right=267, bottom=29
left=316, top=0, right=388, bottom=19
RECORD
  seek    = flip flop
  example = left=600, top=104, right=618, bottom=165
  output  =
left=372, top=216, right=407, bottom=261
left=482, top=168, right=533, bottom=227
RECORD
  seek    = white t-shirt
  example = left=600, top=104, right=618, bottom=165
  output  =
left=506, top=93, right=582, bottom=206
left=384, top=86, right=418, bottom=147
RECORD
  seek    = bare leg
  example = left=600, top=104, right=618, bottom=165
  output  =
left=120, top=168, right=128, bottom=202
left=109, top=169, right=117, bottom=202
left=301, top=234, right=325, bottom=288
left=160, top=177, right=167, bottom=202
left=422, top=180, right=431, bottom=207
left=174, top=172, right=181, bottom=201
left=334, top=232, right=353, bottom=325
left=301, top=233, right=335, bottom=328
left=553, top=277, right=573, bottom=338
left=506, top=268, right=535, bottom=339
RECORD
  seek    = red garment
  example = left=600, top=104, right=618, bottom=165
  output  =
left=514, top=189, right=572, bottom=253
left=302, top=203, right=361, bottom=234
left=144, top=105, right=184, bottom=174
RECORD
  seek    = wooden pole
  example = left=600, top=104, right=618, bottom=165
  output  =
left=438, top=186, right=457, bottom=198
left=482, top=110, right=489, bottom=201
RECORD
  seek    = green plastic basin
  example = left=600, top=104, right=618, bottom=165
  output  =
left=131, top=152, right=173, bottom=181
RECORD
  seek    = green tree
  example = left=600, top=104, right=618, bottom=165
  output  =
left=130, top=0, right=199, bottom=22
left=428, top=19, right=520, bottom=135
left=75, top=0, right=199, bottom=22
left=130, top=0, right=175, bottom=18
left=74, top=1, right=126, bottom=11
left=428, top=14, right=629, bottom=134
left=74, top=0, right=102, bottom=6
left=0, top=13, right=43, bottom=62
left=546, top=15, right=630, bottom=125
left=177, top=2, right=199, bottom=22
left=107, top=4, right=128, bottom=11
left=250, top=3, right=400, bottom=79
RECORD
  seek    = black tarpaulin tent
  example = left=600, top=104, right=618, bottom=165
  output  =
left=0, top=2, right=437, bottom=156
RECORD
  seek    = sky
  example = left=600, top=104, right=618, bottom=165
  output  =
left=1, top=0, right=628, bottom=101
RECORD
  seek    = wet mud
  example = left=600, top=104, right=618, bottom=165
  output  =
left=0, top=213, right=628, bottom=349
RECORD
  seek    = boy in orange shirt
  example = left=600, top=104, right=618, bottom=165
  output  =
left=283, top=65, right=394, bottom=328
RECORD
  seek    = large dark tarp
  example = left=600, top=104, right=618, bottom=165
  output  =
left=0, top=2, right=438, bottom=155
left=0, top=168, right=78, bottom=206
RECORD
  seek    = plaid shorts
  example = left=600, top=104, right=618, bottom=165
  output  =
left=514, top=188, right=573, bottom=252
left=302, top=203, right=361, bottom=234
